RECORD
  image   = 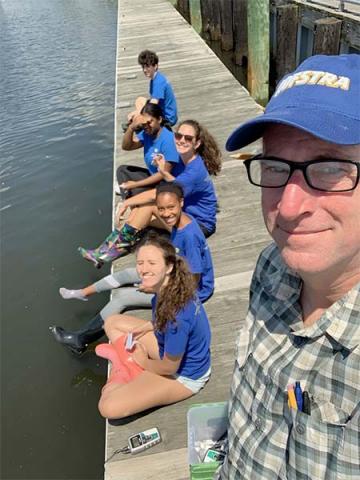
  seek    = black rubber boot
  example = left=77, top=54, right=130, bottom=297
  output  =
left=49, top=313, right=104, bottom=355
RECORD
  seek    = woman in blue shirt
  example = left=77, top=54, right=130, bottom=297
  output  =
left=155, top=119, right=222, bottom=237
left=96, top=235, right=211, bottom=419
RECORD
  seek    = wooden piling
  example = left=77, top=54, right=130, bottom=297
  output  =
left=189, top=0, right=202, bottom=33
left=313, top=17, right=342, bottom=55
left=177, top=0, right=191, bottom=23
left=276, top=4, right=298, bottom=82
left=200, top=0, right=211, bottom=39
left=219, top=0, right=234, bottom=51
left=233, top=0, right=248, bottom=66
left=247, top=0, right=270, bottom=106
left=209, top=0, right=221, bottom=41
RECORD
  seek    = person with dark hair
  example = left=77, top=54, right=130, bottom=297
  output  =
left=78, top=102, right=182, bottom=267
left=117, top=102, right=181, bottom=197
left=96, top=235, right=211, bottom=419
left=126, top=49, right=177, bottom=128
left=50, top=183, right=214, bottom=354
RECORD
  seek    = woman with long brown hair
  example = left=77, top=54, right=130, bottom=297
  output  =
left=96, top=235, right=211, bottom=419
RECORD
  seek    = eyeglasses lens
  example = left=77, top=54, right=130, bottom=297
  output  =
left=175, top=132, right=194, bottom=143
left=248, top=159, right=358, bottom=192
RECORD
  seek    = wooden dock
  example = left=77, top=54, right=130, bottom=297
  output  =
left=105, top=1, right=270, bottom=478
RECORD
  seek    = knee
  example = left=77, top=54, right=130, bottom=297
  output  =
left=98, top=395, right=131, bottom=420
left=103, top=315, right=120, bottom=336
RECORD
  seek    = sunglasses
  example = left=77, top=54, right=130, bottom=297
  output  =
left=174, top=132, right=195, bottom=143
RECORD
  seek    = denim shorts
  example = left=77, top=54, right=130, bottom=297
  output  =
left=174, top=367, right=211, bottom=394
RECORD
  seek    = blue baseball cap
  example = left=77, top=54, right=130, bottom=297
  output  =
left=226, top=54, right=360, bottom=151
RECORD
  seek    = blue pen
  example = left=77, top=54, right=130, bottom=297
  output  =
left=294, top=381, right=303, bottom=411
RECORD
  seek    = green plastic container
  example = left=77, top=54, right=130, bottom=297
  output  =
left=187, top=402, right=228, bottom=480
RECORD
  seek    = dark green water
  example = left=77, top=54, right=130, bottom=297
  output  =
left=0, top=0, right=118, bottom=478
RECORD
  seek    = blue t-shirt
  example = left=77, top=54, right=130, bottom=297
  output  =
left=136, top=128, right=180, bottom=175
left=152, top=296, right=211, bottom=379
left=150, top=71, right=178, bottom=126
left=174, top=155, right=217, bottom=233
left=171, top=216, right=214, bottom=302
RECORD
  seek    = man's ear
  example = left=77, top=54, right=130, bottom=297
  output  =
left=180, top=199, right=184, bottom=209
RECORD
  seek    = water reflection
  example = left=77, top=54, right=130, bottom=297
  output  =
left=0, top=1, right=117, bottom=478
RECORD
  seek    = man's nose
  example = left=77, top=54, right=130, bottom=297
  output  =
left=278, top=171, right=315, bottom=220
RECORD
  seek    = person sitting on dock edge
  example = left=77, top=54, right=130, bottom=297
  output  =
left=125, top=49, right=178, bottom=130
left=96, top=234, right=211, bottom=419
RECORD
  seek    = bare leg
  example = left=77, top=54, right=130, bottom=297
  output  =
left=127, top=96, right=147, bottom=122
left=104, top=314, right=160, bottom=359
left=98, top=370, right=194, bottom=419
left=126, top=204, right=155, bottom=231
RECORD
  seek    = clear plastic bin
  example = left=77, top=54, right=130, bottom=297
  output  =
left=187, top=402, right=228, bottom=480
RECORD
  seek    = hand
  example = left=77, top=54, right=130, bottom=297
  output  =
left=129, top=321, right=153, bottom=340
left=137, top=282, right=154, bottom=294
left=132, top=343, right=148, bottom=369
left=117, top=201, right=130, bottom=221
left=120, top=180, right=137, bottom=191
left=131, top=113, right=147, bottom=130
left=153, top=154, right=166, bottom=175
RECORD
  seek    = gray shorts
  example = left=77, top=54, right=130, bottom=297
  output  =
left=174, top=367, right=211, bottom=394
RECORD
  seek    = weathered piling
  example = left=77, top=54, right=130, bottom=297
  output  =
left=313, top=17, right=342, bottom=54
left=233, top=0, right=248, bottom=66
left=189, top=0, right=202, bottom=33
left=219, top=0, right=234, bottom=51
left=275, top=4, right=299, bottom=82
left=247, top=0, right=270, bottom=105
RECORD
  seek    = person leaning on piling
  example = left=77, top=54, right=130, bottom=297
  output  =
left=126, top=49, right=178, bottom=129
left=216, top=54, right=360, bottom=479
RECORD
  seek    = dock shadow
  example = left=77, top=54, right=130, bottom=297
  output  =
left=108, top=405, right=162, bottom=426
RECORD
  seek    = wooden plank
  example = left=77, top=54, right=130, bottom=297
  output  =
left=219, top=0, right=234, bottom=51
left=313, top=17, right=342, bottom=54
left=106, top=1, right=267, bottom=478
left=276, top=5, right=299, bottom=82
left=247, top=0, right=270, bottom=105
left=233, top=0, right=248, bottom=66
left=105, top=448, right=189, bottom=480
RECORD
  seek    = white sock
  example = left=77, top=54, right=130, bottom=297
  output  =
left=59, top=287, right=88, bottom=301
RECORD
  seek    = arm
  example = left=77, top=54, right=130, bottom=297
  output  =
left=121, top=114, right=147, bottom=151
left=133, top=349, right=182, bottom=375
left=122, top=126, right=143, bottom=151
left=154, top=155, right=176, bottom=182
left=123, top=161, right=174, bottom=190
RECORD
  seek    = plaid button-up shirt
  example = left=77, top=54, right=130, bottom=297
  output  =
left=218, top=243, right=360, bottom=480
